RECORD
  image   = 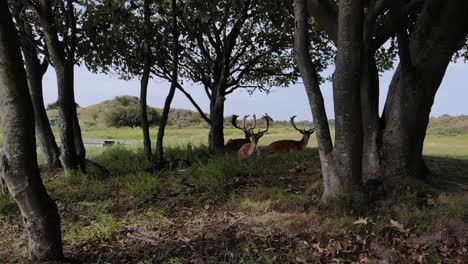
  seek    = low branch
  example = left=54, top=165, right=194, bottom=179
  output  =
left=175, top=83, right=211, bottom=124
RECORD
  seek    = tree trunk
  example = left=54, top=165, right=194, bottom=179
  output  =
left=320, top=0, right=364, bottom=202
left=140, top=0, right=152, bottom=162
left=0, top=3, right=63, bottom=259
left=22, top=46, right=61, bottom=169
left=381, top=0, right=468, bottom=178
left=35, top=0, right=80, bottom=172
left=72, top=99, right=86, bottom=172
left=208, top=93, right=225, bottom=155
left=360, top=47, right=382, bottom=182
left=294, top=0, right=363, bottom=203
left=156, top=0, right=179, bottom=165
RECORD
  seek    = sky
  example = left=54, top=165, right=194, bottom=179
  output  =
left=42, top=62, right=468, bottom=122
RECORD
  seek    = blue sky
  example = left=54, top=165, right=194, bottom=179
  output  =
left=42, top=61, right=468, bottom=121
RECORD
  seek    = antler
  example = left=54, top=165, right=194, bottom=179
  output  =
left=290, top=115, right=314, bottom=133
left=290, top=116, right=303, bottom=132
left=257, top=113, right=270, bottom=135
left=231, top=115, right=244, bottom=130
left=242, top=115, right=249, bottom=130
left=251, top=114, right=257, bottom=130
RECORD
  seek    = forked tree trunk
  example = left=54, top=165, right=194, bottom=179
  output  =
left=22, top=44, right=62, bottom=169
left=381, top=0, right=468, bottom=179
left=0, top=2, right=63, bottom=259
left=140, top=0, right=152, bottom=162
left=156, top=0, right=179, bottom=165
left=294, top=0, right=363, bottom=203
left=34, top=0, right=80, bottom=172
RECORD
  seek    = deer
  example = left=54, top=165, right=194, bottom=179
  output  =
left=238, top=114, right=270, bottom=158
left=266, top=116, right=314, bottom=153
left=225, top=115, right=251, bottom=152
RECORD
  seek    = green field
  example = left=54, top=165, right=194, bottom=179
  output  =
left=78, top=126, right=468, bottom=159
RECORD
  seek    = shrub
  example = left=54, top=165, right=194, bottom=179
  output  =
left=47, top=101, right=80, bottom=110
left=105, top=104, right=159, bottom=128
left=115, top=95, right=139, bottom=106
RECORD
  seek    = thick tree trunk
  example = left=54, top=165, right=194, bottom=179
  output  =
left=156, top=0, right=179, bottom=165
left=140, top=0, right=152, bottom=162
left=22, top=47, right=61, bottom=169
left=321, top=0, right=364, bottom=202
left=381, top=0, right=468, bottom=178
left=0, top=3, right=63, bottom=259
left=208, top=94, right=225, bottom=155
left=294, top=0, right=363, bottom=203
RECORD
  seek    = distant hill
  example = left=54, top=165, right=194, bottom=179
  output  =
left=47, top=96, right=207, bottom=128
left=428, top=115, right=468, bottom=135
left=46, top=96, right=468, bottom=133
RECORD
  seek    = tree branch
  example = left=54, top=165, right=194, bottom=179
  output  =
left=306, top=0, right=338, bottom=43
left=175, top=83, right=211, bottom=124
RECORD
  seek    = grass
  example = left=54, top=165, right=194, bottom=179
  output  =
left=1, top=125, right=468, bottom=262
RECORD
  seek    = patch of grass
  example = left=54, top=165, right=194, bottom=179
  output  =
left=144, top=209, right=168, bottom=228
left=190, top=156, right=247, bottom=200
left=0, top=193, right=17, bottom=216
left=50, top=171, right=109, bottom=202
left=123, top=172, right=160, bottom=200
left=253, top=187, right=305, bottom=210
left=394, top=193, right=467, bottom=233
left=64, top=213, right=122, bottom=243
left=94, top=146, right=153, bottom=174
left=435, top=193, right=468, bottom=219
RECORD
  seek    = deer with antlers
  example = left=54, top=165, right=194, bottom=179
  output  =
left=225, top=115, right=251, bottom=152
left=238, top=114, right=270, bottom=158
left=266, top=116, right=314, bottom=154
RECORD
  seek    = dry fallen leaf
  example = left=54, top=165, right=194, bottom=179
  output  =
left=354, top=217, right=369, bottom=225
left=390, top=219, right=410, bottom=233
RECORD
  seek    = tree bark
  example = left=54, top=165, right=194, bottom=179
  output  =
left=72, top=101, right=86, bottom=172
left=320, top=0, right=364, bottom=202
left=208, top=92, right=226, bottom=155
left=156, top=0, right=179, bottom=165
left=360, top=9, right=382, bottom=181
left=33, top=0, right=80, bottom=172
left=0, top=2, right=63, bottom=259
left=140, top=0, right=152, bottom=162
left=22, top=44, right=62, bottom=169
left=381, top=0, right=468, bottom=178
left=295, top=0, right=363, bottom=203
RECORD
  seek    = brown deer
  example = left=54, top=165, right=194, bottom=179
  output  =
left=225, top=115, right=251, bottom=152
left=266, top=116, right=314, bottom=153
left=238, top=114, right=270, bottom=158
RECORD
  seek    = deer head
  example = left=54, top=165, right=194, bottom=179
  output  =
left=244, top=114, right=270, bottom=144
left=238, top=114, right=270, bottom=158
left=290, top=116, right=315, bottom=139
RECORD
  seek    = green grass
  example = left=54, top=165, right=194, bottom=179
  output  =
left=64, top=212, right=123, bottom=244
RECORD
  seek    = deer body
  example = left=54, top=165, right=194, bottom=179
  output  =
left=266, top=135, right=310, bottom=153
left=266, top=116, right=314, bottom=154
left=238, top=140, right=259, bottom=158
